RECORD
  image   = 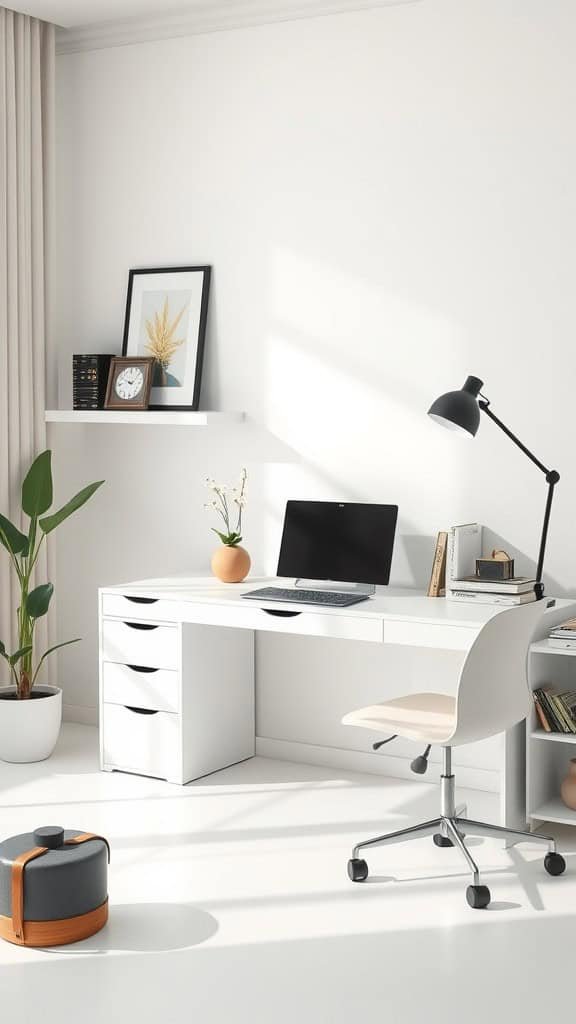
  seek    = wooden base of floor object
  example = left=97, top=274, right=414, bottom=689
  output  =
left=0, top=898, right=108, bottom=947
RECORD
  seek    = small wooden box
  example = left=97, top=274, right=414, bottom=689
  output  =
left=476, top=556, right=515, bottom=581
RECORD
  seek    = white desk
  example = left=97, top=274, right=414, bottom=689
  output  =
left=98, top=576, right=573, bottom=826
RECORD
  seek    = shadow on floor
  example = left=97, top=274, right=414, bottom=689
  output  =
left=40, top=903, right=218, bottom=956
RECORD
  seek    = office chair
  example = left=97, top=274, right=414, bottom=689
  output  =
left=342, top=601, right=566, bottom=909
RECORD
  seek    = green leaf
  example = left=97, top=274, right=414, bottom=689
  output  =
left=210, top=527, right=243, bottom=546
left=0, top=513, right=28, bottom=556
left=22, top=451, right=53, bottom=517
left=32, top=638, right=81, bottom=684
left=0, top=641, right=8, bottom=661
left=9, top=645, right=33, bottom=667
left=39, top=480, right=105, bottom=535
left=26, top=583, right=54, bottom=618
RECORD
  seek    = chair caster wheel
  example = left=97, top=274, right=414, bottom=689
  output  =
left=466, top=884, right=491, bottom=909
left=433, top=833, right=453, bottom=848
left=544, top=852, right=566, bottom=876
left=348, top=858, right=368, bottom=882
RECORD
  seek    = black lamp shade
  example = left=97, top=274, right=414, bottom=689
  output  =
left=428, top=376, right=483, bottom=437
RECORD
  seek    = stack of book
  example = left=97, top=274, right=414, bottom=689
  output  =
left=548, top=618, right=576, bottom=650
left=533, top=687, right=576, bottom=733
left=448, top=575, right=537, bottom=605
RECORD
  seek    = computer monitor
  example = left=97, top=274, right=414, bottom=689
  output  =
left=276, top=501, right=398, bottom=586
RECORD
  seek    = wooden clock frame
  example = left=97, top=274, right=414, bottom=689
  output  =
left=105, top=356, right=154, bottom=411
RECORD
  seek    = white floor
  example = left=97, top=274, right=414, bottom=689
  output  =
left=1, top=725, right=574, bottom=1023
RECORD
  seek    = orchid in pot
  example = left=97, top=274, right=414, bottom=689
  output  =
left=0, top=450, right=104, bottom=762
left=204, top=468, right=250, bottom=583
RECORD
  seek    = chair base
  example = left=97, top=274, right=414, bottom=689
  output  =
left=348, top=751, right=566, bottom=907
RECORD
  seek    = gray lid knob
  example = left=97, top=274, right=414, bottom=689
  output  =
left=33, top=826, right=65, bottom=849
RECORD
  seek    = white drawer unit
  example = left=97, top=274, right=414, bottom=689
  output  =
left=102, top=703, right=181, bottom=782
left=102, top=662, right=179, bottom=713
left=101, top=619, right=179, bottom=670
left=99, top=597, right=255, bottom=784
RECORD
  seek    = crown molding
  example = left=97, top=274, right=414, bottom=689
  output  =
left=56, top=0, right=416, bottom=55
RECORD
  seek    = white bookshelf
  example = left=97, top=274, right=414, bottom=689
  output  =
left=45, top=410, right=244, bottom=426
left=527, top=606, right=576, bottom=829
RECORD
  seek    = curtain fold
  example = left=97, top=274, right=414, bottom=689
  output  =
left=0, top=7, right=55, bottom=683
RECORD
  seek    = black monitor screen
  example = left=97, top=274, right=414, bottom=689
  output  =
left=277, top=501, right=398, bottom=586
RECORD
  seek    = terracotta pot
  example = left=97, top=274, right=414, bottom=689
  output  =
left=211, top=545, right=251, bottom=583
left=560, top=758, right=576, bottom=810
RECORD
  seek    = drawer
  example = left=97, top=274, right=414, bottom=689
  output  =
left=101, top=703, right=180, bottom=781
left=101, top=662, right=179, bottom=713
left=383, top=619, right=479, bottom=651
left=101, top=619, right=179, bottom=670
left=102, top=593, right=178, bottom=623
left=179, top=602, right=383, bottom=643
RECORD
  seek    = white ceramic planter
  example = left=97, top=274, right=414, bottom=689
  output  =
left=0, top=686, right=62, bottom=763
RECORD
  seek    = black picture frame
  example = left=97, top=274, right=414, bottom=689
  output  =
left=122, top=265, right=211, bottom=411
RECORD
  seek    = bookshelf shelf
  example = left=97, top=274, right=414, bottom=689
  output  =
left=530, top=799, right=576, bottom=827
left=530, top=730, right=576, bottom=744
left=45, top=410, right=244, bottom=426
left=530, top=641, right=576, bottom=657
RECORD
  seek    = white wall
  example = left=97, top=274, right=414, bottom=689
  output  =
left=53, top=0, right=576, bottom=779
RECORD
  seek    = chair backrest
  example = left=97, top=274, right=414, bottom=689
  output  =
left=449, top=600, right=546, bottom=747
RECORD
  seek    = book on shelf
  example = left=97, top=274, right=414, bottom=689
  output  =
left=427, top=531, right=448, bottom=597
left=448, top=589, right=536, bottom=606
left=549, top=618, right=576, bottom=636
left=533, top=691, right=551, bottom=732
left=533, top=687, right=576, bottom=734
left=446, top=523, right=482, bottom=594
left=452, top=576, right=536, bottom=595
left=554, top=617, right=576, bottom=631
left=547, top=618, right=576, bottom=647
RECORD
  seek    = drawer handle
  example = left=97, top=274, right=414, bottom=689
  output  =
left=124, top=706, right=159, bottom=715
left=127, top=664, right=159, bottom=674
left=124, top=596, right=158, bottom=605
left=124, top=622, right=159, bottom=631
left=262, top=608, right=302, bottom=618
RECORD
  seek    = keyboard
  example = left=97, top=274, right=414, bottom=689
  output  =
left=241, top=587, right=370, bottom=608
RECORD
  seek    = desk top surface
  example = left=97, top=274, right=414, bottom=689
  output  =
left=101, top=575, right=572, bottom=628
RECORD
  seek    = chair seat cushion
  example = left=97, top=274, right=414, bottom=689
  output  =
left=342, top=693, right=456, bottom=743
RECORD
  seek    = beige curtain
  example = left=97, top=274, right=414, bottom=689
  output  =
left=0, top=8, right=55, bottom=683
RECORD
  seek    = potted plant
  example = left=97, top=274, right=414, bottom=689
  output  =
left=0, top=450, right=103, bottom=762
left=204, top=468, right=250, bottom=583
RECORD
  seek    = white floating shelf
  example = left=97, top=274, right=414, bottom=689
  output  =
left=530, top=730, right=576, bottom=744
left=530, top=641, right=576, bottom=657
left=530, top=798, right=576, bottom=826
left=45, top=410, right=244, bottom=426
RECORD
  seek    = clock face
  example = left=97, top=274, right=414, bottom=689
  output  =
left=115, top=366, right=144, bottom=400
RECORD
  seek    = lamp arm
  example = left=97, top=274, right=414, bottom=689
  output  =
left=478, top=399, right=552, bottom=476
left=478, top=399, right=560, bottom=597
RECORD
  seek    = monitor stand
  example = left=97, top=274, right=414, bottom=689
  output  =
left=294, top=578, right=376, bottom=597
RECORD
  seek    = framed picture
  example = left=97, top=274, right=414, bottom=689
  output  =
left=105, top=356, right=154, bottom=411
left=122, top=266, right=211, bottom=410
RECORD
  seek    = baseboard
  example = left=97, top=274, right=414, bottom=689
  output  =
left=63, top=703, right=98, bottom=726
left=58, top=712, right=499, bottom=791
left=255, top=736, right=499, bottom=793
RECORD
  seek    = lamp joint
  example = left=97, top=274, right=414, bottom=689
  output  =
left=546, top=470, right=560, bottom=485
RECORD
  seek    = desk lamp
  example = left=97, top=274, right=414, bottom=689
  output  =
left=428, top=375, right=559, bottom=601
